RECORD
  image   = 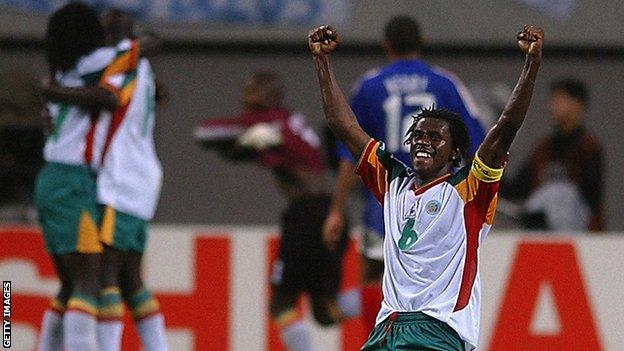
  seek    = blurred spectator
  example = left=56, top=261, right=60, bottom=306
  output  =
left=195, top=71, right=359, bottom=351
left=502, top=78, right=605, bottom=231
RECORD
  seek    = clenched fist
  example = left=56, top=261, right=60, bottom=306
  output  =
left=308, top=25, right=339, bottom=56
left=517, top=25, right=544, bottom=60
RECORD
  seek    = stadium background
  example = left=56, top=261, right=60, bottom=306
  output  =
left=1, top=0, right=623, bottom=350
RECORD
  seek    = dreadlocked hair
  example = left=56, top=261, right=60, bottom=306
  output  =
left=404, top=107, right=470, bottom=164
left=46, top=2, right=106, bottom=74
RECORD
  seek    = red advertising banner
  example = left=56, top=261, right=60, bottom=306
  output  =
left=1, top=226, right=617, bottom=350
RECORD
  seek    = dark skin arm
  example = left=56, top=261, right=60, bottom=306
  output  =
left=477, top=25, right=544, bottom=168
left=309, top=26, right=371, bottom=159
left=322, top=159, right=356, bottom=249
left=40, top=80, right=119, bottom=112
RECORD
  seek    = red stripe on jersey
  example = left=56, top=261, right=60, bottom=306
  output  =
left=101, top=104, right=130, bottom=162
left=453, top=180, right=499, bottom=312
left=84, top=113, right=98, bottom=166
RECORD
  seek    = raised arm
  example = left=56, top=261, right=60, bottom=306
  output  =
left=309, top=26, right=370, bottom=158
left=477, top=26, right=544, bottom=168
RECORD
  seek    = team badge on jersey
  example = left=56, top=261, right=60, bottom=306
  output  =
left=425, top=200, right=441, bottom=215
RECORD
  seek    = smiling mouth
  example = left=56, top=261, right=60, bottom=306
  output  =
left=414, top=150, right=433, bottom=160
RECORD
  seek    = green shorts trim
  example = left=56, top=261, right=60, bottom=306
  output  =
left=34, top=162, right=102, bottom=255
left=100, top=206, right=148, bottom=252
left=361, top=312, right=465, bottom=351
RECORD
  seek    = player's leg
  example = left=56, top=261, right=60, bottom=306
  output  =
left=309, top=239, right=361, bottom=327
left=96, top=206, right=128, bottom=351
left=360, top=231, right=384, bottom=332
left=97, top=246, right=125, bottom=351
left=37, top=255, right=71, bottom=351
left=273, top=197, right=327, bottom=351
left=120, top=250, right=168, bottom=351
left=309, top=196, right=359, bottom=325
left=62, top=252, right=101, bottom=351
left=270, top=283, right=312, bottom=351
left=34, top=163, right=101, bottom=351
left=309, top=237, right=360, bottom=325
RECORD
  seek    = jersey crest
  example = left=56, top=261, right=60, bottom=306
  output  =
left=425, top=199, right=441, bottom=215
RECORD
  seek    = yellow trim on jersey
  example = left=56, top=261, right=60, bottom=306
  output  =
left=453, top=170, right=480, bottom=204
left=77, top=210, right=103, bottom=253
left=102, top=42, right=139, bottom=78
left=486, top=194, right=499, bottom=225
left=119, top=78, right=137, bottom=106
left=472, top=153, right=504, bottom=183
left=100, top=206, right=116, bottom=246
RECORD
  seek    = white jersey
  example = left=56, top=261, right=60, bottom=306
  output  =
left=356, top=139, right=503, bottom=350
left=44, top=47, right=120, bottom=166
left=96, top=56, right=163, bottom=220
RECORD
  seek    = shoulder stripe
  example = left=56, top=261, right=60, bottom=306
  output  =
left=355, top=139, right=389, bottom=204
left=355, top=139, right=377, bottom=172
left=447, top=166, right=470, bottom=186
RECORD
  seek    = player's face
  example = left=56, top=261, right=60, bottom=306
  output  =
left=549, top=90, right=583, bottom=127
left=408, top=118, right=454, bottom=181
left=100, top=10, right=134, bottom=45
left=242, top=77, right=274, bottom=111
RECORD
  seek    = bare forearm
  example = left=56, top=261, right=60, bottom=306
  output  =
left=478, top=25, right=543, bottom=168
left=313, top=55, right=369, bottom=158
left=43, top=86, right=119, bottom=111
left=328, top=160, right=357, bottom=213
left=478, top=56, right=540, bottom=167
left=500, top=56, right=541, bottom=135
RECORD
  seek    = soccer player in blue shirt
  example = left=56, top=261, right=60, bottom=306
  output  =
left=321, top=16, right=486, bottom=331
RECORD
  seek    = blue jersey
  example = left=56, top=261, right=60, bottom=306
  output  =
left=336, top=59, right=486, bottom=236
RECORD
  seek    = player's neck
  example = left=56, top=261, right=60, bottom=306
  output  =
left=387, top=52, right=420, bottom=62
left=414, top=172, right=452, bottom=195
left=557, top=117, right=582, bottom=135
left=417, top=166, right=453, bottom=187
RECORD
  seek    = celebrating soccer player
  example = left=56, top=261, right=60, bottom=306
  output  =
left=309, top=24, right=543, bottom=350
left=321, top=16, right=485, bottom=332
